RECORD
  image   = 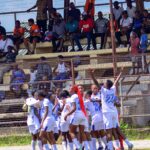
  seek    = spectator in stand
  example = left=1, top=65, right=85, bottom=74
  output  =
left=13, top=20, right=24, bottom=51
left=126, top=0, right=136, bottom=18
left=0, top=32, right=14, bottom=60
left=79, top=12, right=97, bottom=50
left=133, top=10, right=143, bottom=37
left=44, top=25, right=53, bottom=41
left=24, top=18, right=41, bottom=54
left=52, top=16, right=66, bottom=52
left=49, top=8, right=62, bottom=31
left=128, top=31, right=140, bottom=74
left=66, top=16, right=83, bottom=51
left=5, top=46, right=17, bottom=63
left=36, top=56, right=52, bottom=81
left=68, top=2, right=81, bottom=22
left=53, top=55, right=70, bottom=80
left=27, top=0, right=50, bottom=33
left=10, top=64, right=26, bottom=98
left=95, top=11, right=108, bottom=49
left=115, top=11, right=133, bottom=47
left=0, top=23, right=6, bottom=40
left=143, top=9, right=150, bottom=33
left=113, top=1, right=124, bottom=26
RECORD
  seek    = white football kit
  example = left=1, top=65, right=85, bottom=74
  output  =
left=26, top=97, right=40, bottom=134
left=101, top=86, right=118, bottom=129
left=40, top=98, right=56, bottom=132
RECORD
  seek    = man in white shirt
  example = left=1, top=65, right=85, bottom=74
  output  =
left=115, top=11, right=133, bottom=47
left=0, top=34, right=14, bottom=57
left=126, top=0, right=136, bottom=18
left=113, top=1, right=124, bottom=25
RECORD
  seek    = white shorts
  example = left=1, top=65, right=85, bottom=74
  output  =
left=28, top=124, right=40, bottom=135
left=60, top=121, right=70, bottom=132
left=41, top=117, right=56, bottom=132
left=91, top=121, right=104, bottom=131
left=70, top=112, right=86, bottom=126
left=83, top=118, right=90, bottom=132
left=103, top=112, right=118, bottom=129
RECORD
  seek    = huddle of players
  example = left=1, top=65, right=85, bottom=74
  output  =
left=25, top=70, right=133, bottom=150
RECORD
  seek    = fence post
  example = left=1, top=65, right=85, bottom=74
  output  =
left=71, top=59, right=75, bottom=85
left=119, top=79, right=124, bottom=117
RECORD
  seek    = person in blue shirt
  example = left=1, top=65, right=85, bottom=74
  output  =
left=66, top=16, right=83, bottom=51
left=140, top=28, right=149, bottom=73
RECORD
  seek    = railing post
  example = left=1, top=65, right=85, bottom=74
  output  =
left=119, top=79, right=124, bottom=117
left=71, top=59, right=75, bottom=85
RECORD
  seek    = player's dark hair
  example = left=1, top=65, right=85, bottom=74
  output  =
left=60, top=90, right=69, bottom=98
left=106, top=80, right=113, bottom=89
left=86, top=90, right=92, bottom=97
left=38, top=91, right=46, bottom=98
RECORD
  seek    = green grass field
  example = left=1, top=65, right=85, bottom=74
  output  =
left=0, top=129, right=150, bottom=147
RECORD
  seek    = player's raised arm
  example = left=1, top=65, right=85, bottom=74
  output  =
left=113, top=68, right=123, bottom=87
left=89, top=68, right=99, bottom=88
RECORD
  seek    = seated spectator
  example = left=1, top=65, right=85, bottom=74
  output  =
left=0, top=23, right=6, bottom=40
left=113, top=1, right=124, bottom=27
left=143, top=9, right=150, bottom=33
left=133, top=10, right=143, bottom=37
left=0, top=33, right=14, bottom=60
left=5, top=46, right=17, bottom=63
left=13, top=20, right=24, bottom=51
left=66, top=16, right=83, bottom=51
left=95, top=11, right=108, bottom=49
left=126, top=0, right=136, bottom=18
left=10, top=64, right=26, bottom=97
left=36, top=56, right=52, bottom=81
left=53, top=55, right=70, bottom=80
left=79, top=12, right=97, bottom=50
left=128, top=32, right=140, bottom=74
left=68, top=2, right=81, bottom=22
left=115, top=11, right=133, bottom=47
left=52, top=17, right=66, bottom=52
left=24, top=18, right=41, bottom=54
left=44, top=25, right=53, bottom=41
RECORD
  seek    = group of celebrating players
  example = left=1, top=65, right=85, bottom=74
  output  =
left=25, top=70, right=134, bottom=150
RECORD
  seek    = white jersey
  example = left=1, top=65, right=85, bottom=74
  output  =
left=70, top=94, right=82, bottom=113
left=100, top=86, right=116, bottom=113
left=60, top=98, right=72, bottom=122
left=40, top=98, right=53, bottom=119
left=26, top=97, right=39, bottom=126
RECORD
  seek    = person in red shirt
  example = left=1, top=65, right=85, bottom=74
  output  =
left=128, top=31, right=140, bottom=74
left=13, top=20, right=24, bottom=51
left=24, top=18, right=41, bottom=54
left=79, top=12, right=97, bottom=50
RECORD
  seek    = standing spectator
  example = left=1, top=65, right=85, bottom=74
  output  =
left=66, top=16, right=83, bottom=51
left=115, top=11, right=133, bottom=47
left=113, top=1, right=124, bottom=26
left=24, top=19, right=41, bottom=54
left=143, top=9, right=150, bottom=33
left=52, top=17, right=66, bottom=52
left=95, top=11, right=108, bottom=49
left=53, top=55, right=70, bottom=80
left=27, top=0, right=50, bottom=33
left=126, top=0, right=136, bottom=18
left=0, top=33, right=14, bottom=59
left=68, top=2, right=81, bottom=22
left=36, top=57, right=52, bottom=81
left=13, top=20, right=24, bottom=51
left=129, top=32, right=140, bottom=74
left=79, top=12, right=97, bottom=50
left=133, top=10, right=143, bottom=37
left=10, top=64, right=26, bottom=98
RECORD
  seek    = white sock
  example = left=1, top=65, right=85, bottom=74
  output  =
left=92, top=138, right=97, bottom=150
left=31, top=140, right=36, bottom=150
left=62, top=141, right=67, bottom=150
left=125, top=139, right=132, bottom=147
left=107, top=141, right=113, bottom=150
left=68, top=142, right=74, bottom=150
left=88, top=140, right=93, bottom=150
left=83, top=141, right=89, bottom=150
left=113, top=140, right=120, bottom=149
left=52, top=144, right=57, bottom=150
left=101, top=136, right=107, bottom=146
left=98, top=138, right=103, bottom=148
left=43, top=144, right=50, bottom=150
left=37, top=140, right=43, bottom=150
left=72, top=138, right=80, bottom=149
